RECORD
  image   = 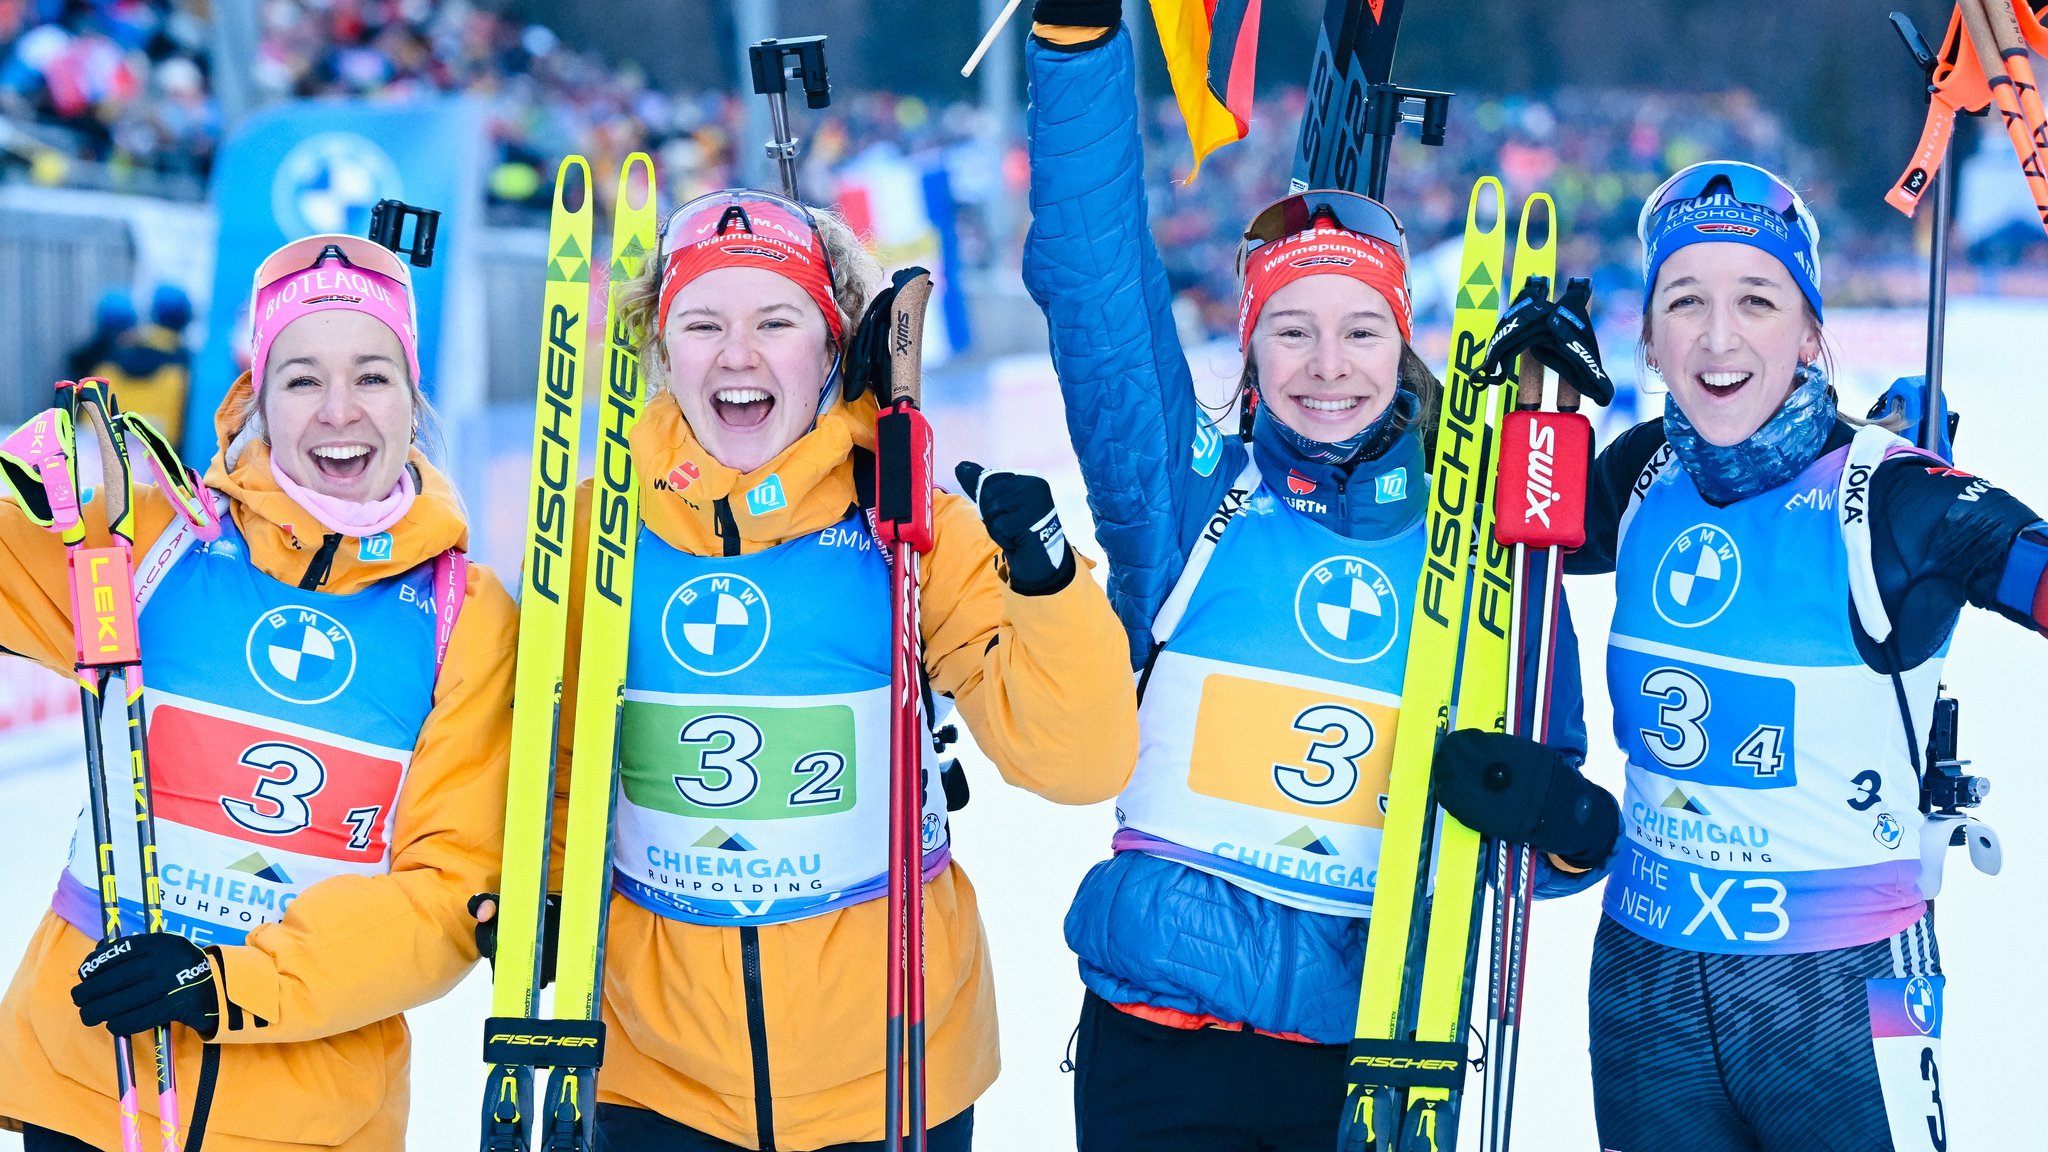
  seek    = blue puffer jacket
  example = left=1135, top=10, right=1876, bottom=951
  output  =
left=1023, top=26, right=1595, bottom=1045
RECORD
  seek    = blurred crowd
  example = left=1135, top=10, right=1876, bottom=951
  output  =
left=7, top=1, right=2041, bottom=344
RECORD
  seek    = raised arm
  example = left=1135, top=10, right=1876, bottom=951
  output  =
left=1024, top=22, right=1241, bottom=661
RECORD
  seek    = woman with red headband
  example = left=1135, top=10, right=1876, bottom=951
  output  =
left=472, top=189, right=1136, bottom=1150
left=1020, top=5, right=1594, bottom=1146
left=0, top=233, right=519, bottom=1150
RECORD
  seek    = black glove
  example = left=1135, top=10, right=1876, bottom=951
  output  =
left=1034, top=1, right=1123, bottom=28
left=1478, top=276, right=1614, bottom=407
left=842, top=267, right=930, bottom=405
left=955, top=461, right=1075, bottom=595
left=72, top=932, right=219, bottom=1039
left=470, top=892, right=561, bottom=989
left=1433, top=729, right=1619, bottom=869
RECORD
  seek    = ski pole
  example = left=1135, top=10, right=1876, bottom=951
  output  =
left=1961, top=0, right=2048, bottom=232
left=873, top=269, right=937, bottom=1152
left=748, top=36, right=831, bottom=201
left=961, top=0, right=1025, bottom=79
left=1893, top=11, right=1961, bottom=450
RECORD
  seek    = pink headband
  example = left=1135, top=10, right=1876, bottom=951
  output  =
left=250, top=261, right=420, bottom=390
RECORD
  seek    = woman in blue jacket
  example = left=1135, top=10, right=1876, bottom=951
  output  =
left=1021, top=5, right=1603, bottom=1146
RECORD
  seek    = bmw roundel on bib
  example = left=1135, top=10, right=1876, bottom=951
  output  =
left=1295, top=555, right=1401, bottom=663
left=246, top=606, right=358, bottom=705
left=661, top=572, right=772, bottom=676
left=1654, top=523, right=1742, bottom=628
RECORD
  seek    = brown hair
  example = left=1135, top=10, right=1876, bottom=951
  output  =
left=615, top=203, right=884, bottom=387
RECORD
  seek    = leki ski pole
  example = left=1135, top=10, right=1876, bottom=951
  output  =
left=873, top=268, right=938, bottom=1152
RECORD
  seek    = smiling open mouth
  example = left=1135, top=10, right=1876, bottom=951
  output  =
left=310, top=444, right=373, bottom=481
left=714, top=387, right=775, bottom=428
left=1698, top=371, right=1751, bottom=399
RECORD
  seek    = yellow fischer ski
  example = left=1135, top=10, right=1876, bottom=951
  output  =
left=1337, top=176, right=1506, bottom=1152
left=482, top=155, right=594, bottom=1152
left=541, top=151, right=657, bottom=1152
left=1395, top=192, right=1557, bottom=1152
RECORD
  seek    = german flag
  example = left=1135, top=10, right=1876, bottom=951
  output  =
left=1151, top=0, right=1264, bottom=178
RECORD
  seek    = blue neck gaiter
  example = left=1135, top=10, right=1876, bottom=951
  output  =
left=1262, top=387, right=1410, bottom=467
left=1664, top=364, right=1835, bottom=504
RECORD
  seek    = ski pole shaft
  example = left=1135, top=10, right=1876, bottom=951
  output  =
left=1924, top=127, right=1955, bottom=447
left=1962, top=0, right=2048, bottom=232
left=961, top=0, right=1025, bottom=78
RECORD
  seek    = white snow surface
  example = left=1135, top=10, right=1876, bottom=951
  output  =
left=1, top=298, right=2042, bottom=1150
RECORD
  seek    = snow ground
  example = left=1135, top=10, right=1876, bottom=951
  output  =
left=1, top=298, right=2041, bottom=1150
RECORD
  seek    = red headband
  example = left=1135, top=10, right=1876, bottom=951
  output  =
left=1237, top=225, right=1413, bottom=349
left=656, top=230, right=842, bottom=346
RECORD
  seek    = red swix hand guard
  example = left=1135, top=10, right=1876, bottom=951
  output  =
left=1494, top=410, right=1592, bottom=550
left=875, top=399, right=935, bottom=553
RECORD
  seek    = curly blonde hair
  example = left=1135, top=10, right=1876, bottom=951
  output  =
left=616, top=202, right=884, bottom=390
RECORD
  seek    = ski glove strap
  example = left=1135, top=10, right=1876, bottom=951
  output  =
left=72, top=932, right=220, bottom=1040
left=1479, top=276, right=1615, bottom=407
left=1033, top=1, right=1123, bottom=31
left=1433, top=729, right=1619, bottom=869
left=956, top=460, right=1075, bottom=595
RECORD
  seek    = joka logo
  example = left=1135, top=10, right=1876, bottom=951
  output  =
left=1904, top=975, right=1940, bottom=1035
left=227, top=852, right=293, bottom=884
left=1279, top=826, right=1339, bottom=856
left=746, top=475, right=788, bottom=516
left=1287, top=470, right=1317, bottom=496
left=666, top=461, right=701, bottom=492
left=661, top=573, right=771, bottom=676
left=1652, top=524, right=1741, bottom=628
left=1873, top=812, right=1904, bottom=850
left=245, top=606, right=357, bottom=704
left=1661, top=787, right=1711, bottom=816
left=1294, top=555, right=1400, bottom=664
left=692, top=826, right=757, bottom=852
left=1191, top=418, right=1223, bottom=478
left=1375, top=468, right=1407, bottom=504
left=358, top=532, right=393, bottom=562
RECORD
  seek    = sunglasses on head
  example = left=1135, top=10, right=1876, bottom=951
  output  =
left=659, top=189, right=835, bottom=275
left=1638, top=161, right=1819, bottom=247
left=1238, top=190, right=1410, bottom=277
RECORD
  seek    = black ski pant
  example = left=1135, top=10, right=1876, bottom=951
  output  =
left=593, top=1102, right=973, bottom=1152
left=1590, top=912, right=1949, bottom=1152
left=1071, top=990, right=1348, bottom=1151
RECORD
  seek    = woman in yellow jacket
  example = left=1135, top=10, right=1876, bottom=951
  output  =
left=0, top=234, right=517, bottom=1151
left=509, top=190, right=1138, bottom=1150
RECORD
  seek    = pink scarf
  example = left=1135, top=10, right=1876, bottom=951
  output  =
left=270, top=454, right=417, bottom=539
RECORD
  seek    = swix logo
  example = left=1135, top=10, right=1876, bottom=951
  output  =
left=666, top=461, right=701, bottom=492
left=1842, top=463, right=1871, bottom=526
left=1695, top=222, right=1760, bottom=237
left=1520, top=420, right=1560, bottom=528
left=1287, top=470, right=1317, bottom=495
left=892, top=311, right=914, bottom=357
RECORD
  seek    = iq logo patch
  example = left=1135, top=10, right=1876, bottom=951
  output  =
left=1191, top=418, right=1223, bottom=478
left=1653, top=523, right=1741, bottom=628
left=745, top=475, right=788, bottom=516
left=246, top=606, right=357, bottom=705
left=662, top=574, right=772, bottom=676
left=1295, top=555, right=1400, bottom=663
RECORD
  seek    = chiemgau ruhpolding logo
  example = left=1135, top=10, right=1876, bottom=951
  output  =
left=1654, top=523, right=1742, bottom=628
left=246, top=606, right=357, bottom=705
left=662, top=573, right=772, bottom=676
left=1294, top=555, right=1400, bottom=663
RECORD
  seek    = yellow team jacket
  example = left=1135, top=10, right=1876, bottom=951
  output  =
left=0, top=377, right=518, bottom=1150
left=557, top=390, right=1138, bottom=1148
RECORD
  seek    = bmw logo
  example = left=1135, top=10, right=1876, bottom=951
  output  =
left=1903, top=974, right=1939, bottom=1035
left=271, top=132, right=403, bottom=238
left=1294, top=555, right=1400, bottom=664
left=662, top=574, right=772, bottom=677
left=245, top=606, right=357, bottom=705
left=1653, top=523, right=1742, bottom=628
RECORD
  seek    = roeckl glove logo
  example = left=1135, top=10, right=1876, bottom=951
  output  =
left=77, top=939, right=131, bottom=978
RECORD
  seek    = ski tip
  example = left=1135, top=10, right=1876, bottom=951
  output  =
left=619, top=153, right=656, bottom=212
left=1516, top=192, right=1557, bottom=256
left=554, top=156, right=593, bottom=215
left=1466, top=177, right=1507, bottom=235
